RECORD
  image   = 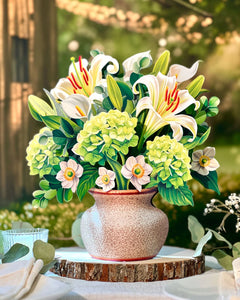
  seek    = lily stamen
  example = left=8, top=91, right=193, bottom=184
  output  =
left=79, top=56, right=83, bottom=72
left=71, top=73, right=82, bottom=90
left=75, top=105, right=86, bottom=117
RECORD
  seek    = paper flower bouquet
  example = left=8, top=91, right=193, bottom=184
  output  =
left=26, top=49, right=220, bottom=208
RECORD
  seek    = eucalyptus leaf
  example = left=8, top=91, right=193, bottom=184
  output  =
left=206, top=229, right=232, bottom=249
left=188, top=215, right=205, bottom=243
left=2, top=243, right=30, bottom=263
left=72, top=218, right=85, bottom=248
left=193, top=230, right=212, bottom=257
left=212, top=250, right=234, bottom=270
left=232, top=242, right=240, bottom=259
left=40, top=259, right=58, bottom=274
left=38, top=135, right=48, bottom=145
left=33, top=240, right=55, bottom=265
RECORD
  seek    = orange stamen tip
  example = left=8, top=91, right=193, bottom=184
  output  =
left=75, top=105, right=86, bottom=117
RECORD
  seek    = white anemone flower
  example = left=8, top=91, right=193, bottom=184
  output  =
left=95, top=167, right=116, bottom=192
left=168, top=60, right=200, bottom=83
left=133, top=72, right=200, bottom=142
left=56, top=159, right=83, bottom=192
left=122, top=51, right=152, bottom=81
left=51, top=54, right=119, bottom=101
left=191, top=147, right=220, bottom=176
left=121, top=155, right=153, bottom=192
left=61, top=94, right=91, bottom=122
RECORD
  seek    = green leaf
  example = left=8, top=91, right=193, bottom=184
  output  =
left=33, top=240, right=55, bottom=265
left=187, top=75, right=205, bottom=98
left=106, top=155, right=128, bottom=190
left=139, top=57, right=151, bottom=69
left=64, top=189, right=73, bottom=202
left=12, top=221, right=33, bottom=229
left=152, top=50, right=170, bottom=75
left=191, top=170, right=220, bottom=194
left=206, top=229, right=232, bottom=249
left=43, top=174, right=59, bottom=184
left=41, top=115, right=61, bottom=130
left=232, top=242, right=240, bottom=259
left=195, top=110, right=207, bottom=125
left=125, top=100, right=135, bottom=114
left=106, top=75, right=123, bottom=111
left=212, top=250, right=234, bottom=270
left=158, top=183, right=194, bottom=206
left=180, top=127, right=211, bottom=150
left=76, top=165, right=98, bottom=201
left=117, top=81, right=134, bottom=100
left=2, top=243, right=29, bottom=263
left=28, top=95, right=55, bottom=121
left=102, top=97, right=114, bottom=111
left=39, top=180, right=50, bottom=191
left=60, top=118, right=74, bottom=137
left=188, top=215, right=205, bottom=243
left=193, top=230, right=212, bottom=257
left=71, top=218, right=85, bottom=248
left=209, top=96, right=220, bottom=107
left=32, top=190, right=45, bottom=199
left=52, top=130, right=67, bottom=145
left=130, top=72, right=142, bottom=85
left=44, top=89, right=67, bottom=118
left=39, top=199, right=48, bottom=208
left=56, top=188, right=64, bottom=204
left=44, top=189, right=57, bottom=200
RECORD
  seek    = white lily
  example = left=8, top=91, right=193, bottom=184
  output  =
left=51, top=54, right=119, bottom=102
left=168, top=60, right=200, bottom=83
left=122, top=50, right=152, bottom=81
left=61, top=94, right=91, bottom=122
left=133, top=72, right=200, bottom=142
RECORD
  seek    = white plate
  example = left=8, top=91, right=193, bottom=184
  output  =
left=163, top=272, right=237, bottom=300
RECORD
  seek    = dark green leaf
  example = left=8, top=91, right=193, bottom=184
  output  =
left=191, top=170, right=220, bottom=194
left=43, top=174, right=59, bottom=184
left=158, top=183, right=194, bottom=206
left=130, top=72, right=142, bottom=86
left=2, top=243, right=29, bottom=263
left=117, top=81, right=134, bottom=100
left=106, top=155, right=128, bottom=190
left=102, top=97, right=114, bottom=111
left=52, top=130, right=67, bottom=145
left=152, top=50, right=170, bottom=75
left=61, top=118, right=74, bottom=137
left=56, top=188, right=64, bottom=204
left=64, top=189, right=73, bottom=202
left=76, top=165, right=98, bottom=201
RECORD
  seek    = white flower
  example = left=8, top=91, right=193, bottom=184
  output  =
left=168, top=60, right=200, bottom=83
left=95, top=167, right=116, bottom=192
left=122, top=51, right=152, bottom=81
left=121, top=155, right=153, bottom=192
left=56, top=159, right=83, bottom=193
left=191, top=147, right=220, bottom=176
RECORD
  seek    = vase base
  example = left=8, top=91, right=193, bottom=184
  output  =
left=90, top=254, right=156, bottom=262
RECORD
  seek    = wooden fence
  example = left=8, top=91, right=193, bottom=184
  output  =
left=0, top=0, right=57, bottom=207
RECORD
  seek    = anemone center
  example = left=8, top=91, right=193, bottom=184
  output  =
left=64, top=167, right=75, bottom=181
left=102, top=174, right=110, bottom=185
left=132, top=163, right=144, bottom=178
left=199, top=155, right=210, bottom=167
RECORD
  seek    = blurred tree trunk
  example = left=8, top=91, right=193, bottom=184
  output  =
left=0, top=0, right=57, bottom=208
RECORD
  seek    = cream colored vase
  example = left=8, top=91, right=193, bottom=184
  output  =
left=81, top=187, right=169, bottom=261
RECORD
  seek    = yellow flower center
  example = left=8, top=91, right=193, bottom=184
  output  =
left=132, top=164, right=144, bottom=178
left=199, top=155, right=210, bottom=167
left=101, top=174, right=110, bottom=185
left=64, top=167, right=75, bottom=181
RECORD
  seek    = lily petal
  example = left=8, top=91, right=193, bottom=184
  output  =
left=123, top=50, right=152, bottom=81
left=51, top=78, right=74, bottom=100
left=61, top=94, right=91, bottom=121
left=168, top=60, right=200, bottom=83
left=174, top=90, right=200, bottom=114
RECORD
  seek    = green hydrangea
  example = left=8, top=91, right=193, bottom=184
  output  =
left=146, top=135, right=192, bottom=189
left=26, top=127, right=62, bottom=178
left=73, top=110, right=138, bottom=165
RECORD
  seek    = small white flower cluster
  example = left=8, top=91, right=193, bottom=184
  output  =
left=203, top=193, right=240, bottom=232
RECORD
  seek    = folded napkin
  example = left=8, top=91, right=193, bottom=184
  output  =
left=0, top=258, right=43, bottom=300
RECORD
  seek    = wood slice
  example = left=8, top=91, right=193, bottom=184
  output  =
left=51, top=246, right=205, bottom=282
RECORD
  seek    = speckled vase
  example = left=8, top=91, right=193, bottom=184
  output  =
left=80, top=187, right=169, bottom=261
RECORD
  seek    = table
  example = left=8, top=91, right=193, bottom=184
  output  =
left=47, top=246, right=239, bottom=300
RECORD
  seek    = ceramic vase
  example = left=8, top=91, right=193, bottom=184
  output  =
left=80, top=187, right=169, bottom=261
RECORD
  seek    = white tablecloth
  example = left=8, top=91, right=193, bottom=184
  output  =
left=47, top=246, right=239, bottom=300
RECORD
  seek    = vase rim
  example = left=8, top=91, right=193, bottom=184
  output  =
left=88, top=187, right=158, bottom=195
